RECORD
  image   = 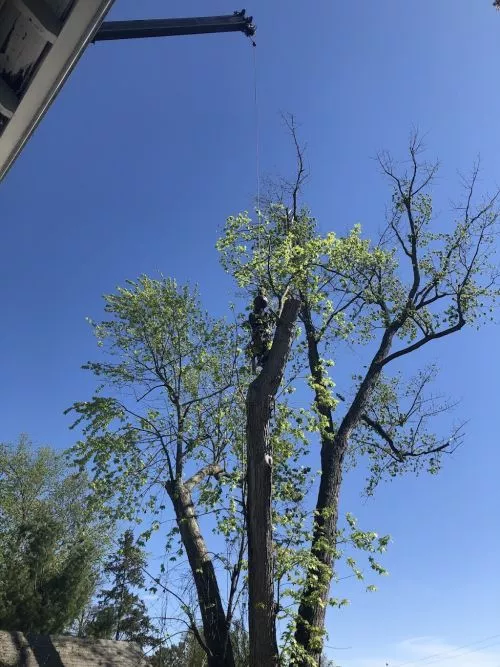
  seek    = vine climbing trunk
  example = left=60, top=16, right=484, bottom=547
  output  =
left=294, top=315, right=396, bottom=666
left=166, top=480, right=235, bottom=667
left=246, top=296, right=301, bottom=667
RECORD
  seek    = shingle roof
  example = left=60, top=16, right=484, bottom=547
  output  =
left=0, top=631, right=148, bottom=667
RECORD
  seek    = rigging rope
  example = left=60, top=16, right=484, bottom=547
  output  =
left=251, top=40, right=260, bottom=216
left=251, top=38, right=263, bottom=258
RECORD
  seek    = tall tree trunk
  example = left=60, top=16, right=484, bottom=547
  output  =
left=294, top=310, right=395, bottom=666
left=167, top=481, right=235, bottom=667
left=294, top=434, right=345, bottom=664
left=247, top=296, right=301, bottom=667
left=293, top=307, right=344, bottom=664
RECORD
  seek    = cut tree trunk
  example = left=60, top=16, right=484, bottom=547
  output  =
left=167, top=481, right=235, bottom=667
left=247, top=296, right=301, bottom=667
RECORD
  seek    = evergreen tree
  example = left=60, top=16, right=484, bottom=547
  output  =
left=86, top=529, right=157, bottom=648
left=0, top=436, right=106, bottom=634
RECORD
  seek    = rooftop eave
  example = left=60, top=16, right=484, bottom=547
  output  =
left=0, top=0, right=116, bottom=181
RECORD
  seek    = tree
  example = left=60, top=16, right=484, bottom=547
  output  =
left=85, top=529, right=157, bottom=647
left=0, top=435, right=106, bottom=633
left=246, top=295, right=301, bottom=666
left=150, top=637, right=203, bottom=667
left=150, top=620, right=249, bottom=667
left=69, top=277, right=313, bottom=667
left=69, top=134, right=498, bottom=665
left=69, top=278, right=247, bottom=667
left=218, top=132, right=499, bottom=664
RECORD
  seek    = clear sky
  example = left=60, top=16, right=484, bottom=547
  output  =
left=1, top=1, right=500, bottom=665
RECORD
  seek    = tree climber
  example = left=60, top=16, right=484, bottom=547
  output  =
left=247, top=289, right=274, bottom=373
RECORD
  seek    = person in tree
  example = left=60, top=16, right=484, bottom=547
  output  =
left=247, top=289, right=274, bottom=373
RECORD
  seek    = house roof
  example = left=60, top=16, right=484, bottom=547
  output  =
left=0, top=631, right=149, bottom=667
left=0, top=0, right=116, bottom=181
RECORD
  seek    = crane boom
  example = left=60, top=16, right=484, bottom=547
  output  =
left=93, top=10, right=255, bottom=42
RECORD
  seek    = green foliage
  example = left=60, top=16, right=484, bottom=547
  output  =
left=151, top=620, right=249, bottom=667
left=150, top=636, right=206, bottom=667
left=84, top=529, right=157, bottom=648
left=218, top=142, right=500, bottom=496
left=219, top=147, right=500, bottom=373
left=0, top=436, right=107, bottom=633
left=68, top=276, right=243, bottom=522
left=68, top=276, right=251, bottom=651
left=350, top=366, right=464, bottom=494
left=68, top=138, right=500, bottom=665
left=277, top=511, right=389, bottom=663
left=217, top=208, right=382, bottom=331
left=218, top=137, right=499, bottom=664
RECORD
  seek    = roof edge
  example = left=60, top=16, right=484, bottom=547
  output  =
left=0, top=0, right=116, bottom=181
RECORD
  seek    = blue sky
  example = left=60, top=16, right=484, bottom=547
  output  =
left=2, top=0, right=500, bottom=664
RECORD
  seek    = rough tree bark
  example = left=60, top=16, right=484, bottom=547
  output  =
left=247, top=296, right=301, bottom=667
left=166, top=475, right=235, bottom=667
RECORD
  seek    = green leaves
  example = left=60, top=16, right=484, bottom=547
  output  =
left=68, top=276, right=255, bottom=653
left=351, top=366, right=464, bottom=495
left=64, top=139, right=500, bottom=665
left=68, top=277, right=245, bottom=520
left=218, top=210, right=384, bottom=339
left=0, top=437, right=108, bottom=634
